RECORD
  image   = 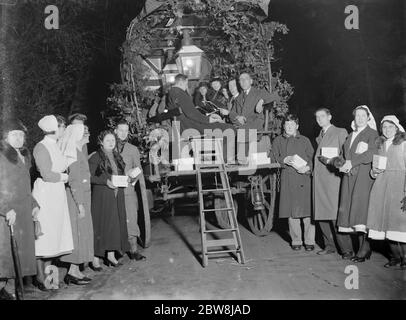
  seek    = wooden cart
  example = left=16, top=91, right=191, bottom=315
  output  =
left=144, top=161, right=280, bottom=240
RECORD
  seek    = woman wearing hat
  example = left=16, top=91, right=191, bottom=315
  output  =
left=0, top=119, right=39, bottom=299
left=367, top=115, right=406, bottom=269
left=335, top=105, right=379, bottom=262
left=32, top=115, right=74, bottom=290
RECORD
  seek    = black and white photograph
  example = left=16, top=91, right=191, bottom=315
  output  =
left=0, top=0, right=405, bottom=306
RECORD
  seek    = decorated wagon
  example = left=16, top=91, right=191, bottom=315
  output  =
left=103, top=0, right=293, bottom=248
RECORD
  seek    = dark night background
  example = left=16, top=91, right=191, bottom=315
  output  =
left=1, top=0, right=405, bottom=150
left=271, top=0, right=405, bottom=140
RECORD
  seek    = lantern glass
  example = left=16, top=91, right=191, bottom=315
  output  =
left=162, top=62, right=179, bottom=85
left=175, top=45, right=203, bottom=79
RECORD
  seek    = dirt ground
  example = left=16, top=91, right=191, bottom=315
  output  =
left=24, top=214, right=406, bottom=300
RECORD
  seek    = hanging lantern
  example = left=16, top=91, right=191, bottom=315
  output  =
left=249, top=176, right=265, bottom=211
left=175, top=28, right=203, bottom=80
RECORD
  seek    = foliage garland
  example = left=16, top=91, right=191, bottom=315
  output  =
left=104, top=0, right=294, bottom=162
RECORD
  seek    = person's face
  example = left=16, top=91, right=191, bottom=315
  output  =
left=57, top=122, right=66, bottom=139
left=6, top=130, right=25, bottom=149
left=102, top=134, right=116, bottom=151
left=382, top=121, right=397, bottom=140
left=229, top=80, right=238, bottom=96
left=239, top=74, right=253, bottom=91
left=115, top=124, right=129, bottom=141
left=315, top=111, right=332, bottom=128
left=179, top=79, right=189, bottom=91
left=211, top=81, right=221, bottom=91
left=199, top=86, right=207, bottom=96
left=284, top=120, right=299, bottom=136
left=354, top=109, right=369, bottom=128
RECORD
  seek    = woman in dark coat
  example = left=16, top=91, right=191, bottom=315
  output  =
left=89, top=130, right=130, bottom=268
left=271, top=114, right=315, bottom=251
left=335, top=105, right=379, bottom=262
left=0, top=119, right=38, bottom=299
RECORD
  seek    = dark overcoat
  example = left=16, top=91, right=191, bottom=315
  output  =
left=337, top=125, right=379, bottom=230
left=271, top=133, right=314, bottom=218
left=89, top=150, right=130, bottom=257
left=0, top=151, right=37, bottom=278
left=229, top=87, right=279, bottom=131
left=120, top=142, right=141, bottom=238
left=60, top=147, right=94, bottom=264
left=313, top=125, right=348, bottom=220
left=166, top=87, right=233, bottom=134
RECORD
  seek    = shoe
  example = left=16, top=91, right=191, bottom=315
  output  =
left=304, top=245, right=315, bottom=252
left=64, top=274, right=90, bottom=286
left=32, top=278, right=50, bottom=292
left=317, top=249, right=336, bottom=255
left=341, top=252, right=354, bottom=260
left=384, top=258, right=401, bottom=268
left=400, top=257, right=406, bottom=270
left=292, top=245, right=302, bottom=251
left=0, top=288, right=15, bottom=300
left=352, top=251, right=372, bottom=263
left=89, top=263, right=103, bottom=272
left=81, top=276, right=92, bottom=282
left=128, top=251, right=146, bottom=261
left=105, top=259, right=123, bottom=267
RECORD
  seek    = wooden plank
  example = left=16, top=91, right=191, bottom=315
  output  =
left=206, top=238, right=237, bottom=248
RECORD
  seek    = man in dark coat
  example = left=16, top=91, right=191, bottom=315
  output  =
left=115, top=120, right=146, bottom=261
left=230, top=72, right=280, bottom=161
left=166, top=74, right=234, bottom=134
left=271, top=114, right=315, bottom=251
left=229, top=72, right=279, bottom=131
left=313, top=108, right=348, bottom=255
left=166, top=74, right=235, bottom=162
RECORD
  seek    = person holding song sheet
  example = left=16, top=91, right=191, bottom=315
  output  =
left=367, top=115, right=406, bottom=269
left=271, top=114, right=315, bottom=251
left=313, top=108, right=348, bottom=256
left=334, top=105, right=379, bottom=262
left=89, top=131, right=130, bottom=269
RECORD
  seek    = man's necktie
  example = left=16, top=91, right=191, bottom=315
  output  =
left=242, top=91, right=247, bottom=106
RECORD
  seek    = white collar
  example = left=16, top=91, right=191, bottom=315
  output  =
left=44, top=135, right=57, bottom=144
left=244, top=88, right=251, bottom=95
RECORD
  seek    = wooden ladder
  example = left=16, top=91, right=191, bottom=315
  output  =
left=191, top=138, right=246, bottom=267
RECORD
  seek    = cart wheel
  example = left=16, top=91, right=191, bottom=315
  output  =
left=214, top=196, right=238, bottom=229
left=246, top=173, right=276, bottom=236
left=138, top=176, right=151, bottom=248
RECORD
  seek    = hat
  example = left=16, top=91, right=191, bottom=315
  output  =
left=381, top=115, right=405, bottom=132
left=38, top=115, right=58, bottom=132
left=1, top=118, right=27, bottom=135
left=351, top=105, right=377, bottom=131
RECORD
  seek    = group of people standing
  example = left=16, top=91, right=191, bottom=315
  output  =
left=164, top=72, right=406, bottom=269
left=0, top=114, right=145, bottom=299
left=273, top=106, right=406, bottom=268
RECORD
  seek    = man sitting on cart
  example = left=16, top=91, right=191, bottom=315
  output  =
left=229, top=72, right=280, bottom=161
left=167, top=74, right=235, bottom=134
left=167, top=74, right=236, bottom=161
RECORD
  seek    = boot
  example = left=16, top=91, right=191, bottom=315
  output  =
left=352, top=233, right=372, bottom=263
left=400, top=243, right=406, bottom=269
left=384, top=241, right=401, bottom=268
left=128, top=237, right=146, bottom=261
